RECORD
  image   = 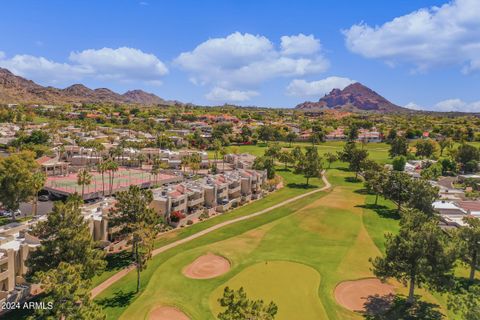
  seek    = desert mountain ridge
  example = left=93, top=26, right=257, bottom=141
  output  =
left=0, top=67, right=178, bottom=106
left=295, top=82, right=410, bottom=113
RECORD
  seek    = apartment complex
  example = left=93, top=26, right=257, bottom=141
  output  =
left=151, top=169, right=267, bottom=225
left=0, top=220, right=41, bottom=303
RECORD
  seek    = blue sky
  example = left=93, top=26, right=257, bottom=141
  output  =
left=1, top=0, right=479, bottom=111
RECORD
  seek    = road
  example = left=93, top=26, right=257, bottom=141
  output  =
left=91, top=172, right=331, bottom=298
left=19, top=200, right=54, bottom=217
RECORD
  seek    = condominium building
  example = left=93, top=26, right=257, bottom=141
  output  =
left=0, top=220, right=41, bottom=302
left=151, top=169, right=267, bottom=223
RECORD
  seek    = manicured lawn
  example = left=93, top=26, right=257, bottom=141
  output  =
left=210, top=261, right=328, bottom=320
left=208, top=141, right=391, bottom=164
left=94, top=167, right=395, bottom=320
left=97, top=165, right=463, bottom=320
left=89, top=168, right=324, bottom=289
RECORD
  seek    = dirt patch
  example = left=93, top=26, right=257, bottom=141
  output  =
left=334, top=278, right=395, bottom=312
left=183, top=253, right=230, bottom=279
left=149, top=306, right=189, bottom=320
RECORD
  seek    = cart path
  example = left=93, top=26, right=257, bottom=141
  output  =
left=91, top=172, right=331, bottom=298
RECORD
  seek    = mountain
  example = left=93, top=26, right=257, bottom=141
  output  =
left=295, top=82, right=408, bottom=113
left=0, top=68, right=172, bottom=105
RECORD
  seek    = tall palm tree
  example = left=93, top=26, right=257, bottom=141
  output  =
left=220, top=147, right=227, bottom=172
left=181, top=155, right=190, bottom=173
left=107, top=160, right=119, bottom=195
left=31, top=172, right=46, bottom=216
left=150, top=157, right=161, bottom=186
left=97, top=161, right=108, bottom=197
left=77, top=168, right=92, bottom=199
left=212, top=139, right=222, bottom=171
left=137, top=153, right=146, bottom=168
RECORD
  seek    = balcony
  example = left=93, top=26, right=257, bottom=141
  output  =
left=228, top=185, right=241, bottom=195
left=187, top=197, right=204, bottom=207
left=0, top=270, right=9, bottom=281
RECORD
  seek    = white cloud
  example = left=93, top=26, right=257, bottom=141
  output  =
left=286, top=76, right=355, bottom=97
left=343, top=0, right=480, bottom=72
left=205, top=87, right=259, bottom=102
left=434, top=98, right=468, bottom=111
left=404, top=99, right=480, bottom=112
left=404, top=102, right=423, bottom=110
left=281, top=34, right=321, bottom=56
left=175, top=32, right=329, bottom=100
left=69, top=47, right=168, bottom=81
left=0, top=54, right=90, bottom=84
left=0, top=47, right=168, bottom=86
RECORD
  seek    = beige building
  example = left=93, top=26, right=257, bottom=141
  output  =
left=0, top=221, right=41, bottom=301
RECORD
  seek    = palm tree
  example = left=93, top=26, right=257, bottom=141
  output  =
left=31, top=172, right=46, bottom=217
left=137, top=153, right=146, bottom=168
left=77, top=168, right=92, bottom=199
left=106, top=160, right=119, bottom=195
left=212, top=139, right=222, bottom=170
left=150, top=158, right=161, bottom=186
left=181, top=155, right=190, bottom=173
left=189, top=153, right=201, bottom=175
left=220, top=147, right=227, bottom=172
left=97, top=161, right=108, bottom=197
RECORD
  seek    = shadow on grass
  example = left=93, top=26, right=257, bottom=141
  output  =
left=345, top=176, right=362, bottom=183
left=277, top=168, right=292, bottom=172
left=286, top=183, right=318, bottom=189
left=105, top=250, right=134, bottom=272
left=96, top=290, right=136, bottom=308
left=363, top=294, right=443, bottom=320
left=451, top=276, right=480, bottom=294
left=357, top=204, right=401, bottom=220
left=354, top=188, right=370, bottom=195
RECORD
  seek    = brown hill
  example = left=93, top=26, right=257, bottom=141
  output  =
left=0, top=67, right=171, bottom=105
left=295, top=82, right=408, bottom=113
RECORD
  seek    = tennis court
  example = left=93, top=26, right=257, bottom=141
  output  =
left=45, top=168, right=182, bottom=198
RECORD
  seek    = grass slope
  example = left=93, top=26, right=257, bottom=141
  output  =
left=99, top=167, right=406, bottom=320
left=210, top=261, right=327, bottom=320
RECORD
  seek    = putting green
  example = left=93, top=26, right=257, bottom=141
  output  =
left=210, top=261, right=327, bottom=320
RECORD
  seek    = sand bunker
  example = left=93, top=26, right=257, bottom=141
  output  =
left=334, top=278, right=395, bottom=312
left=183, top=253, right=230, bottom=279
left=149, top=306, right=189, bottom=320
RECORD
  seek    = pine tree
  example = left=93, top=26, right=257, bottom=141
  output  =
left=27, top=197, right=106, bottom=280
left=371, top=209, right=455, bottom=303
left=28, top=262, right=106, bottom=320
left=109, top=186, right=159, bottom=293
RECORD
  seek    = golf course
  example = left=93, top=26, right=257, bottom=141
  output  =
left=92, top=142, right=463, bottom=319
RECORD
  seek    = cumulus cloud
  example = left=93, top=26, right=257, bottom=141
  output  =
left=175, top=32, right=328, bottom=101
left=404, top=102, right=423, bottom=110
left=205, top=87, right=259, bottom=102
left=343, top=0, right=480, bottom=72
left=69, top=47, right=168, bottom=81
left=286, top=76, right=355, bottom=97
left=0, top=47, right=168, bottom=86
left=281, top=34, right=321, bottom=56
left=404, top=100, right=480, bottom=112
left=434, top=98, right=468, bottom=111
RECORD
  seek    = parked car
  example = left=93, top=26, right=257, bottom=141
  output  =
left=38, top=195, right=50, bottom=202
left=2, top=209, right=21, bottom=217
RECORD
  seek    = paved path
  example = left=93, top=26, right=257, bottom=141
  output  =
left=91, top=173, right=331, bottom=298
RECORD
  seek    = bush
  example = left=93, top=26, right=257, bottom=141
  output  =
left=170, top=211, right=186, bottom=223
left=186, top=219, right=193, bottom=225
left=392, top=156, right=407, bottom=171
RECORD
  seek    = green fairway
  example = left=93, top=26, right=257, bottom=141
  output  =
left=210, top=261, right=328, bottom=320
left=208, top=141, right=391, bottom=164
left=94, top=165, right=458, bottom=320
